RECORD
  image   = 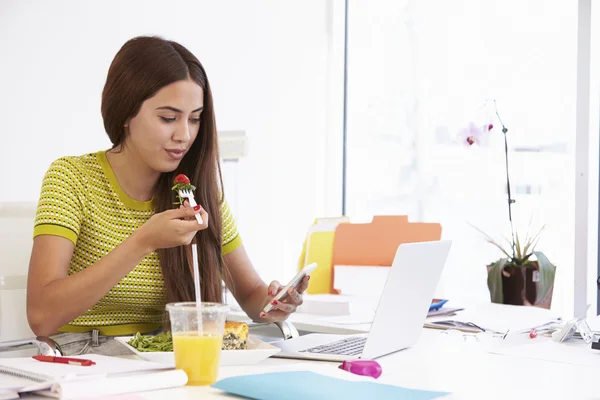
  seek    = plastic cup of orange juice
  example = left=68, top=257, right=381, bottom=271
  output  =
left=166, top=302, right=229, bottom=386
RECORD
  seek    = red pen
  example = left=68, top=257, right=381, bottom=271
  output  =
left=32, top=355, right=96, bottom=366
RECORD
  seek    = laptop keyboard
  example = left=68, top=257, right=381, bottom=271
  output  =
left=299, top=336, right=367, bottom=356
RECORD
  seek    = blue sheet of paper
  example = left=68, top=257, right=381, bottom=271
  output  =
left=212, top=371, right=450, bottom=400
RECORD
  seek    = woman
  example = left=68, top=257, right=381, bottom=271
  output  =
left=26, top=36, right=308, bottom=356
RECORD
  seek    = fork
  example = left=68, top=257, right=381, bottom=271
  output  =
left=178, top=189, right=203, bottom=224
left=178, top=188, right=203, bottom=304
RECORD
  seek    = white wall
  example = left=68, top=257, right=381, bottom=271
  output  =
left=588, top=3, right=600, bottom=317
left=0, top=0, right=343, bottom=283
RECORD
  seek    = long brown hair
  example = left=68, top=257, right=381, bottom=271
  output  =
left=101, top=36, right=225, bottom=304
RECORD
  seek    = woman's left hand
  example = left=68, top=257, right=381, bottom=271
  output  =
left=259, top=275, right=310, bottom=322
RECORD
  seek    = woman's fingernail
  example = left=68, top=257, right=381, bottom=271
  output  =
left=260, top=313, right=266, bottom=318
left=272, top=300, right=278, bottom=305
left=193, top=205, right=200, bottom=211
left=268, top=290, right=272, bottom=296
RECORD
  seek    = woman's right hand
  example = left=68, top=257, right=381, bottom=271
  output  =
left=133, top=206, right=209, bottom=253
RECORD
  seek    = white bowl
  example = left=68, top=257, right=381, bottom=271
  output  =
left=115, top=336, right=281, bottom=366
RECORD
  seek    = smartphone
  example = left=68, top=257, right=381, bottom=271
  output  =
left=262, top=262, right=318, bottom=313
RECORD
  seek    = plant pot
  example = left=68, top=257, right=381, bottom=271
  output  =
left=486, top=261, right=555, bottom=309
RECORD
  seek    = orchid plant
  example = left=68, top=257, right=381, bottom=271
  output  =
left=460, top=100, right=556, bottom=306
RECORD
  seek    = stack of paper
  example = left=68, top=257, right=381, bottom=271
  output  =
left=0, top=354, right=188, bottom=399
left=425, top=303, right=562, bottom=334
left=296, top=294, right=351, bottom=316
left=426, top=307, right=464, bottom=318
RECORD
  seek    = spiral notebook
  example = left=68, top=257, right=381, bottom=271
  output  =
left=0, top=354, right=188, bottom=399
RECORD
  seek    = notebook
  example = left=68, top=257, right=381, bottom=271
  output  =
left=0, top=354, right=187, bottom=399
left=212, top=371, right=450, bottom=400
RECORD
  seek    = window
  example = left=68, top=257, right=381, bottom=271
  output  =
left=344, top=0, right=577, bottom=316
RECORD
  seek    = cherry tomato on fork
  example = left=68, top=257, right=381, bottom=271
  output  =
left=174, top=174, right=191, bottom=184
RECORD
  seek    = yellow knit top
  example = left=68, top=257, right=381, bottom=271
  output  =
left=33, top=150, right=242, bottom=336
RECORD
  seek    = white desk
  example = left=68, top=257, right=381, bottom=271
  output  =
left=19, top=302, right=600, bottom=399
left=139, top=301, right=600, bottom=399
left=130, top=328, right=600, bottom=399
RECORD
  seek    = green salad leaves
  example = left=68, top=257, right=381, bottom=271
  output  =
left=127, top=332, right=173, bottom=352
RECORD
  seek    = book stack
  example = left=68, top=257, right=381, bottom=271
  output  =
left=0, top=354, right=188, bottom=399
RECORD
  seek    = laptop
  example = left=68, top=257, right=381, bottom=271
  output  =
left=271, top=240, right=452, bottom=362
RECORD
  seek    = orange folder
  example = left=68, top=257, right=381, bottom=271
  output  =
left=330, top=216, right=442, bottom=294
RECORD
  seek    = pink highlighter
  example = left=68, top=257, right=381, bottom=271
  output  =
left=338, top=360, right=383, bottom=379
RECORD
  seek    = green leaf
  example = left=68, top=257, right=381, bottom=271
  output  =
left=171, top=183, right=197, bottom=193
left=502, top=236, right=515, bottom=257
left=467, top=223, right=512, bottom=259
left=521, top=253, right=533, bottom=263
left=524, top=213, right=534, bottom=247
left=524, top=225, right=545, bottom=256
left=127, top=331, right=173, bottom=352
left=533, top=251, right=556, bottom=304
left=173, top=194, right=185, bottom=206
left=515, top=232, right=522, bottom=259
left=487, top=258, right=508, bottom=304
